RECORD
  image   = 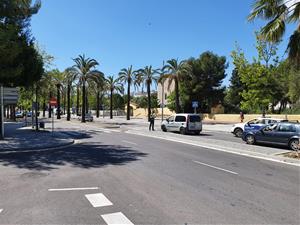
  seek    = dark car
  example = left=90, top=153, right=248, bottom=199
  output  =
left=242, top=122, right=300, bottom=151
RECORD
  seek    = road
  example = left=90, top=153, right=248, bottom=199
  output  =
left=0, top=121, right=299, bottom=224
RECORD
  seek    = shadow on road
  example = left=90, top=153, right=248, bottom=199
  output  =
left=0, top=143, right=147, bottom=171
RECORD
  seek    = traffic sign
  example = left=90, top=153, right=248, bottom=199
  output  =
left=49, top=97, right=57, bottom=107
left=192, top=101, right=198, bottom=108
left=3, top=87, right=18, bottom=105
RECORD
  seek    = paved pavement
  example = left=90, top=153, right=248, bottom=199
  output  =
left=0, top=122, right=74, bottom=152
left=0, top=120, right=299, bottom=224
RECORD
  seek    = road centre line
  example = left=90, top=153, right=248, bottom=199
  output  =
left=85, top=193, right=113, bottom=208
left=122, top=140, right=138, bottom=146
left=193, top=160, right=238, bottom=175
left=48, top=187, right=99, bottom=191
left=125, top=131, right=300, bottom=167
left=101, top=212, right=134, bottom=225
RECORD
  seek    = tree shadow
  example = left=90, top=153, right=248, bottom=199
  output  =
left=0, top=142, right=147, bottom=171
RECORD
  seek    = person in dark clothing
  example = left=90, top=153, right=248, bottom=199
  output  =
left=240, top=111, right=244, bottom=122
left=149, top=112, right=156, bottom=131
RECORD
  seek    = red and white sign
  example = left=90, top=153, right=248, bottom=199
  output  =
left=49, top=97, right=57, bottom=107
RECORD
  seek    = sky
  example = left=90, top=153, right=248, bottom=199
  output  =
left=30, top=0, right=294, bottom=86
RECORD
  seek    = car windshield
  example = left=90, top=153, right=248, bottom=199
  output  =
left=248, top=119, right=263, bottom=124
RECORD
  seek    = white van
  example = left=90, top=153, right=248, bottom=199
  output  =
left=161, top=113, right=202, bottom=135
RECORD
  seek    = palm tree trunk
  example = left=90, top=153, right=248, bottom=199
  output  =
left=57, top=84, right=61, bottom=119
left=127, top=81, right=131, bottom=120
left=67, top=84, right=71, bottom=121
left=110, top=89, right=113, bottom=119
left=147, top=81, right=151, bottom=122
left=86, top=92, right=89, bottom=114
left=96, top=89, right=100, bottom=118
left=48, top=91, right=52, bottom=118
left=63, top=92, right=66, bottom=115
left=76, top=86, right=80, bottom=116
left=82, top=82, right=86, bottom=122
left=175, top=78, right=180, bottom=113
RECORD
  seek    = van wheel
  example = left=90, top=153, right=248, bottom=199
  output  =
left=289, top=139, right=299, bottom=151
left=161, top=125, right=167, bottom=132
left=180, top=127, right=186, bottom=135
left=245, top=134, right=255, bottom=145
left=234, top=128, right=243, bottom=137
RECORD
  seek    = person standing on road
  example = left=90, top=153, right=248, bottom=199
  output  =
left=240, top=111, right=244, bottom=123
left=149, top=111, right=156, bottom=131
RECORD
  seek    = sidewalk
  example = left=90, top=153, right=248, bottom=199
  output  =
left=0, top=122, right=74, bottom=152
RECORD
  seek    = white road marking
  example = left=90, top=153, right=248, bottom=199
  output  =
left=193, top=160, right=238, bottom=175
left=85, top=193, right=113, bottom=208
left=125, top=131, right=300, bottom=167
left=48, top=187, right=99, bottom=191
left=101, top=212, right=134, bottom=225
left=0, top=209, right=3, bottom=214
left=122, top=140, right=138, bottom=146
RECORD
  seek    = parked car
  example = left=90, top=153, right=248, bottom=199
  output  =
left=242, top=122, right=300, bottom=151
left=161, top=113, right=202, bottom=135
left=15, top=111, right=24, bottom=118
left=78, top=113, right=93, bottom=122
left=231, top=117, right=286, bottom=137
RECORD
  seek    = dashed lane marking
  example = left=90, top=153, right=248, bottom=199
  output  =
left=193, top=160, right=238, bottom=175
left=0, top=209, right=3, bottom=214
left=85, top=193, right=113, bottom=208
left=122, top=140, right=138, bottom=146
left=48, top=187, right=99, bottom=191
left=101, top=212, right=134, bottom=225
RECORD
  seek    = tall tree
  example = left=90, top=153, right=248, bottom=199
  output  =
left=70, top=55, right=100, bottom=122
left=138, top=66, right=158, bottom=121
left=118, top=65, right=137, bottom=120
left=105, top=76, right=123, bottom=119
left=0, top=0, right=43, bottom=86
left=163, top=59, right=191, bottom=113
left=90, top=71, right=105, bottom=118
left=248, top=0, right=300, bottom=64
left=64, top=68, right=77, bottom=121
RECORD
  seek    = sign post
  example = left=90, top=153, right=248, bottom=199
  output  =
left=192, top=101, right=199, bottom=114
left=49, top=98, right=57, bottom=135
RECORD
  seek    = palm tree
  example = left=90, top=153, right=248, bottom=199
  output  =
left=64, top=68, right=77, bottom=121
left=70, top=54, right=100, bottom=122
left=118, top=65, right=137, bottom=120
left=105, top=76, right=123, bottom=119
left=89, top=72, right=105, bottom=118
left=138, top=66, right=158, bottom=121
left=248, top=0, right=300, bottom=64
left=163, top=59, right=191, bottom=113
left=158, top=63, right=167, bottom=121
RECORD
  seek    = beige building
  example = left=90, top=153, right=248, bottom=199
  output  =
left=157, top=78, right=175, bottom=107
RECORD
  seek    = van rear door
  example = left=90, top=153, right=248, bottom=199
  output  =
left=188, top=115, right=201, bottom=131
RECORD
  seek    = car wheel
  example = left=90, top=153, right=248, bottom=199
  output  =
left=289, top=139, right=299, bottom=151
left=161, top=125, right=167, bottom=132
left=180, top=127, right=186, bottom=135
left=234, top=128, right=243, bottom=137
left=245, top=134, right=255, bottom=145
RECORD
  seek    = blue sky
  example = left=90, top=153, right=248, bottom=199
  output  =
left=31, top=0, right=293, bottom=86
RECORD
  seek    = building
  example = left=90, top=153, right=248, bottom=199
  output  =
left=157, top=78, right=175, bottom=107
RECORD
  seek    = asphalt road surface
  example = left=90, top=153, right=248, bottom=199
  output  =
left=0, top=127, right=299, bottom=224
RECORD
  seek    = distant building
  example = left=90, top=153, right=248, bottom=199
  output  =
left=157, top=78, right=175, bottom=106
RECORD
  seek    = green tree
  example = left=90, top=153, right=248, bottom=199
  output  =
left=105, top=76, right=123, bottom=119
left=118, top=65, right=137, bottom=120
left=137, top=66, right=158, bottom=121
left=90, top=71, right=105, bottom=118
left=163, top=59, right=191, bottom=113
left=0, top=0, right=43, bottom=86
left=70, top=55, right=101, bottom=122
left=224, top=69, right=245, bottom=113
left=248, top=0, right=300, bottom=64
